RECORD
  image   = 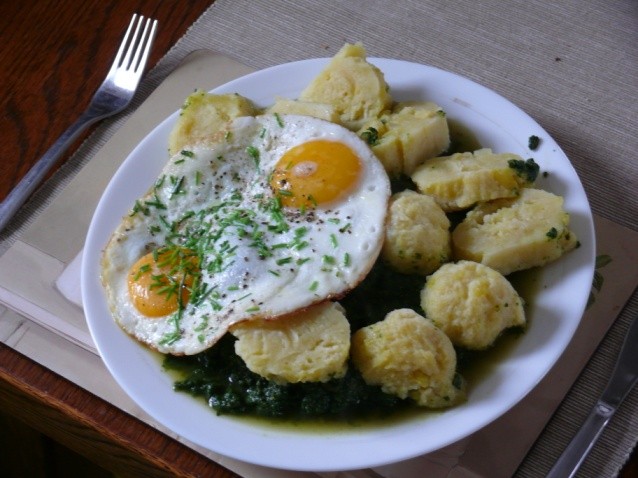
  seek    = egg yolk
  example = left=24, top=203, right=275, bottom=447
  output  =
left=127, top=249, right=199, bottom=317
left=269, top=140, right=362, bottom=208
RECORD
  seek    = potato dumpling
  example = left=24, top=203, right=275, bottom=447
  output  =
left=359, top=101, right=450, bottom=177
left=351, top=308, right=465, bottom=408
left=420, top=261, right=525, bottom=350
left=382, top=190, right=451, bottom=275
left=411, top=148, right=538, bottom=211
left=452, top=188, right=578, bottom=275
left=299, top=42, right=392, bottom=130
left=357, top=115, right=401, bottom=174
left=168, top=91, right=256, bottom=155
left=265, top=97, right=340, bottom=123
left=230, top=302, right=350, bottom=383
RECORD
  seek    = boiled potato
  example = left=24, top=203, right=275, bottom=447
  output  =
left=168, top=90, right=256, bottom=155
left=351, top=308, right=465, bottom=408
left=420, top=261, right=525, bottom=350
left=411, top=148, right=538, bottom=211
left=230, top=302, right=350, bottom=383
left=360, top=101, right=449, bottom=176
left=299, top=42, right=392, bottom=130
left=452, top=188, right=578, bottom=275
left=265, top=97, right=340, bottom=123
left=382, top=190, right=451, bottom=275
left=357, top=116, right=401, bottom=176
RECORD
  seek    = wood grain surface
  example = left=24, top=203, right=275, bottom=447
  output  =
left=0, top=1, right=635, bottom=477
left=0, top=0, right=211, bottom=202
left=0, top=1, right=236, bottom=476
left=0, top=346, right=238, bottom=478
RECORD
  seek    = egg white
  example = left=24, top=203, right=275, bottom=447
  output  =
left=101, top=114, right=390, bottom=355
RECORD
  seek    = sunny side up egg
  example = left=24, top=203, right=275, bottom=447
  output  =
left=101, top=114, right=391, bottom=355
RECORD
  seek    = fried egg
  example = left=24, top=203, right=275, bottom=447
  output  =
left=101, top=114, right=390, bottom=355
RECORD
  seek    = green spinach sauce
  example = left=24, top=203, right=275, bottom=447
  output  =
left=163, top=261, right=422, bottom=421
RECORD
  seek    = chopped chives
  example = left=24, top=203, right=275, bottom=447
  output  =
left=322, top=255, right=336, bottom=265
left=343, top=253, right=351, bottom=267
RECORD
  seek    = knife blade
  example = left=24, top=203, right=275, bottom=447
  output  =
left=546, top=308, right=638, bottom=478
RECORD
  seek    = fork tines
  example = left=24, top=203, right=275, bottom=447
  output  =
left=112, top=14, right=158, bottom=74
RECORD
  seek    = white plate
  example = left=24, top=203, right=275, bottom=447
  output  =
left=82, top=58, right=595, bottom=471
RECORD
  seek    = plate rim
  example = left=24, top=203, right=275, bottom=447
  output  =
left=81, top=56, right=596, bottom=471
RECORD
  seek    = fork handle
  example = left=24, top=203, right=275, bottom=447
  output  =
left=0, top=111, right=100, bottom=233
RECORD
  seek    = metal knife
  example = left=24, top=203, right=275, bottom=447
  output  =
left=546, top=309, right=638, bottom=477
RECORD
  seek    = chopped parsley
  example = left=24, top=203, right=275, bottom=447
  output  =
left=360, top=127, right=380, bottom=146
left=130, top=199, right=150, bottom=216
left=528, top=135, right=540, bottom=150
left=343, top=252, right=351, bottom=267
left=144, top=194, right=167, bottom=210
left=339, top=222, right=352, bottom=233
left=322, top=255, right=336, bottom=265
left=170, top=176, right=186, bottom=198
left=155, top=175, right=166, bottom=189
left=508, top=158, right=540, bottom=183
left=246, top=146, right=260, bottom=168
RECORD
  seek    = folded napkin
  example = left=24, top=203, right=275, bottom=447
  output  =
left=56, top=250, right=83, bottom=308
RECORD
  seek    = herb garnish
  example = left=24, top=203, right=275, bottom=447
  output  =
left=508, top=158, right=540, bottom=183
left=528, top=135, right=540, bottom=150
left=360, top=127, right=380, bottom=146
left=246, top=145, right=260, bottom=168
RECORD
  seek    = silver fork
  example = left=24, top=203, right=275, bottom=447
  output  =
left=0, top=13, right=158, bottom=233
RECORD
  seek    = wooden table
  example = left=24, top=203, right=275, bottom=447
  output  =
left=0, top=1, right=237, bottom=476
left=0, top=1, right=635, bottom=477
